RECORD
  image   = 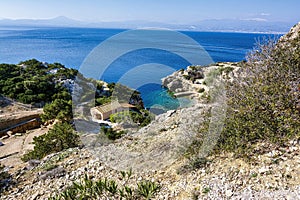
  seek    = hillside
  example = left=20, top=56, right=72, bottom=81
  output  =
left=0, top=22, right=300, bottom=199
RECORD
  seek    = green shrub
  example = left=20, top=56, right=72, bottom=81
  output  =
left=101, top=127, right=126, bottom=140
left=203, top=68, right=221, bottom=86
left=41, top=99, right=73, bottom=122
left=198, top=88, right=205, bottom=93
left=111, top=83, right=145, bottom=109
left=218, top=66, right=234, bottom=75
left=0, top=164, right=11, bottom=194
left=110, top=110, right=154, bottom=127
left=216, top=35, right=300, bottom=157
left=190, top=157, right=210, bottom=169
left=183, top=75, right=191, bottom=80
left=0, top=59, right=78, bottom=105
left=202, top=187, right=211, bottom=194
left=167, top=90, right=175, bottom=98
left=95, top=96, right=111, bottom=106
left=137, top=180, right=160, bottom=200
left=49, top=173, right=160, bottom=200
left=22, top=123, right=79, bottom=161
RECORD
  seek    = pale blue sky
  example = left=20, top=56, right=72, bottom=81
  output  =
left=0, top=0, right=299, bottom=23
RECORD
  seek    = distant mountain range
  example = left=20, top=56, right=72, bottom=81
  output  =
left=0, top=16, right=295, bottom=33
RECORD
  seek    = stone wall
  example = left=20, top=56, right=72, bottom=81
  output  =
left=0, top=114, right=41, bottom=137
left=0, top=114, right=40, bottom=131
left=9, top=119, right=41, bottom=134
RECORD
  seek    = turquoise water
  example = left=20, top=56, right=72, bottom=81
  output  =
left=139, top=84, right=193, bottom=114
left=0, top=27, right=280, bottom=110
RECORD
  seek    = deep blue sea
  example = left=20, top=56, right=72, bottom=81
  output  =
left=0, top=27, right=280, bottom=111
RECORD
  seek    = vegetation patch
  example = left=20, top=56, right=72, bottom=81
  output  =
left=34, top=149, right=74, bottom=172
left=49, top=172, right=160, bottom=200
left=203, top=68, right=221, bottom=86
left=0, top=164, right=12, bottom=194
left=101, top=127, right=126, bottom=140
left=110, top=110, right=154, bottom=127
left=198, top=88, right=205, bottom=93
left=22, top=123, right=80, bottom=161
left=215, top=36, right=300, bottom=158
left=41, top=99, right=73, bottom=123
left=0, top=59, right=77, bottom=106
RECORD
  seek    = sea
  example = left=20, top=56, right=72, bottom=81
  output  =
left=0, top=27, right=281, bottom=112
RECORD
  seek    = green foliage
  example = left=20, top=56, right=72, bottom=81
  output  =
left=198, top=88, right=205, bottom=93
left=218, top=66, right=234, bottom=75
left=95, top=96, right=111, bottom=106
left=0, top=59, right=150, bottom=127
left=190, top=157, right=210, bottom=169
left=183, top=74, right=191, bottom=80
left=35, top=150, right=73, bottom=172
left=107, top=82, right=116, bottom=92
left=183, top=139, right=204, bottom=159
left=203, top=68, right=221, bottom=86
left=0, top=59, right=78, bottom=105
left=22, top=123, right=79, bottom=161
left=94, top=81, right=112, bottom=106
left=202, top=187, right=211, bottom=194
left=216, top=35, right=300, bottom=157
left=179, top=140, right=211, bottom=173
left=101, top=127, right=126, bottom=140
left=49, top=173, right=160, bottom=200
left=52, top=90, right=72, bottom=101
left=111, top=83, right=144, bottom=109
left=137, top=180, right=160, bottom=199
left=167, top=90, right=175, bottom=98
left=109, top=110, right=154, bottom=127
left=0, top=164, right=11, bottom=194
left=7, top=60, right=77, bottom=123
left=120, top=168, right=132, bottom=184
left=41, top=99, right=73, bottom=122
left=251, top=172, right=258, bottom=178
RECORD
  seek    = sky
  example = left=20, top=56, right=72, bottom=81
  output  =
left=0, top=0, right=299, bottom=24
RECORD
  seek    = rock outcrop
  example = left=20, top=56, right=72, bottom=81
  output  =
left=279, top=22, right=300, bottom=42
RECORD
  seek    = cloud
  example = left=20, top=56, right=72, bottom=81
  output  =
left=260, top=13, right=270, bottom=16
left=243, top=18, right=268, bottom=22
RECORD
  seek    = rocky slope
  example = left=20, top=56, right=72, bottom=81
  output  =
left=1, top=23, right=300, bottom=199
left=279, top=21, right=300, bottom=42
left=2, top=61, right=299, bottom=199
left=2, top=137, right=299, bottom=199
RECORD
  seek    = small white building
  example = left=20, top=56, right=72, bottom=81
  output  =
left=91, top=101, right=136, bottom=121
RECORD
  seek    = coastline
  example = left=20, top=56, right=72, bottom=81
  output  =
left=1, top=21, right=299, bottom=199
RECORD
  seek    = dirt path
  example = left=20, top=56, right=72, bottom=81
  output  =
left=0, top=126, right=50, bottom=170
left=0, top=97, right=48, bottom=171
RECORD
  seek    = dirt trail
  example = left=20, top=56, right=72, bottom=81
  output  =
left=0, top=126, right=49, bottom=170
left=0, top=96, right=48, bottom=168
